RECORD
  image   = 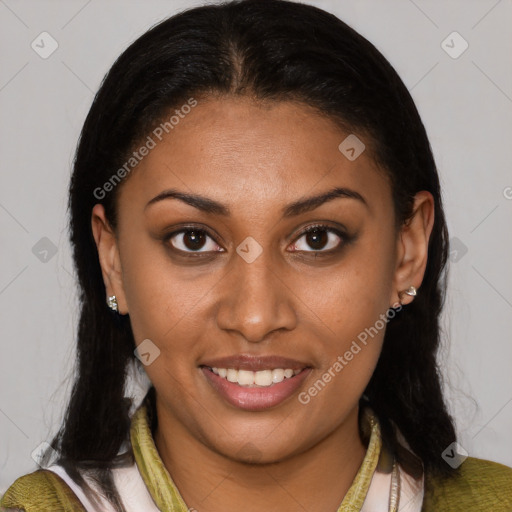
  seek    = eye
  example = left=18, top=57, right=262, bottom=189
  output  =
left=289, top=224, right=345, bottom=252
left=167, top=228, right=223, bottom=253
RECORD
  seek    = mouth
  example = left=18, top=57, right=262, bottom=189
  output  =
left=199, top=356, right=312, bottom=411
left=204, top=366, right=303, bottom=387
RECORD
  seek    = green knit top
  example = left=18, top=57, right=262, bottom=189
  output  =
left=2, top=401, right=511, bottom=511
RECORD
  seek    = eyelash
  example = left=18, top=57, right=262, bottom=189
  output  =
left=163, top=223, right=348, bottom=257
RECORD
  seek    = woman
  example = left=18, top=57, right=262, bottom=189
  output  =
left=2, top=0, right=511, bottom=510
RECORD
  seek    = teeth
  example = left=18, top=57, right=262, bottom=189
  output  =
left=238, top=370, right=254, bottom=386
left=210, top=367, right=302, bottom=387
left=272, top=369, right=284, bottom=383
left=254, top=369, right=272, bottom=386
left=227, top=369, right=238, bottom=383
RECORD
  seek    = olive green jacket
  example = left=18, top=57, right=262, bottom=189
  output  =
left=3, top=399, right=511, bottom=511
left=2, top=456, right=512, bottom=511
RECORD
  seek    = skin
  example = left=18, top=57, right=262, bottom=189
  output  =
left=92, top=96, right=434, bottom=512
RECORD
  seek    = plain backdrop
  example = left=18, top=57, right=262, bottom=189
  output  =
left=1, top=0, right=511, bottom=494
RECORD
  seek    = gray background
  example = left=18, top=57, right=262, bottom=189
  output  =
left=1, top=0, right=511, bottom=493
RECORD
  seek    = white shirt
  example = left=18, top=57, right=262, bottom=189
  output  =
left=48, top=460, right=423, bottom=512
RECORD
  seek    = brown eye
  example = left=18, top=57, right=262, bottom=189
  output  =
left=305, top=228, right=329, bottom=250
left=168, top=229, right=223, bottom=253
left=183, top=230, right=206, bottom=250
left=290, top=225, right=345, bottom=252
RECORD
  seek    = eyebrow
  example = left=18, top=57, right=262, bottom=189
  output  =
left=144, top=186, right=367, bottom=217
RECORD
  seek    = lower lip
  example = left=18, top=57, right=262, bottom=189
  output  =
left=201, top=367, right=312, bottom=411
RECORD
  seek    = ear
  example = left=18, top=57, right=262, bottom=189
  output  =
left=91, top=204, right=129, bottom=314
left=391, top=191, right=435, bottom=307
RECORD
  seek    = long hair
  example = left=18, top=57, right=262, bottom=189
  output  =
left=44, top=1, right=456, bottom=509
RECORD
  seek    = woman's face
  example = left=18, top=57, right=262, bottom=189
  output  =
left=93, top=96, right=433, bottom=463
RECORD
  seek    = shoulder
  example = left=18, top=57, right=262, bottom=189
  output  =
left=422, top=457, right=512, bottom=511
left=0, top=469, right=87, bottom=512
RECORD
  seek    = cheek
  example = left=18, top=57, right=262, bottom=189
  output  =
left=298, top=239, right=395, bottom=402
left=119, top=235, right=222, bottom=380
left=298, top=298, right=386, bottom=427
left=122, top=255, right=204, bottom=405
left=303, top=247, right=394, bottom=341
left=118, top=236, right=190, bottom=348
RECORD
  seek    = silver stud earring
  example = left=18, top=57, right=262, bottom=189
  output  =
left=107, top=295, right=118, bottom=312
left=398, top=285, right=417, bottom=305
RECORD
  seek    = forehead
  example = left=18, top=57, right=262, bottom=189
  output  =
left=118, top=96, right=392, bottom=217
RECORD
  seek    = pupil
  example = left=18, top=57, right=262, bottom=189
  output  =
left=307, top=228, right=327, bottom=250
left=184, top=230, right=206, bottom=250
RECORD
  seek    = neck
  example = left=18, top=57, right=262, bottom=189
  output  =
left=154, top=401, right=366, bottom=512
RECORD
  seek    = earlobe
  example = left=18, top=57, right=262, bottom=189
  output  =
left=391, top=191, right=435, bottom=307
left=91, top=204, right=129, bottom=314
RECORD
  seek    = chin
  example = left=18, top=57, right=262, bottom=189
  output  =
left=208, top=430, right=307, bottom=466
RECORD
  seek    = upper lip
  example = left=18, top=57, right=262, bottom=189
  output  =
left=200, top=354, right=310, bottom=371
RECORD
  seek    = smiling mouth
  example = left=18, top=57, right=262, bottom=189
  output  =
left=203, top=366, right=304, bottom=387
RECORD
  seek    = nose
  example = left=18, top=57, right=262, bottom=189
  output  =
left=215, top=248, right=297, bottom=343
